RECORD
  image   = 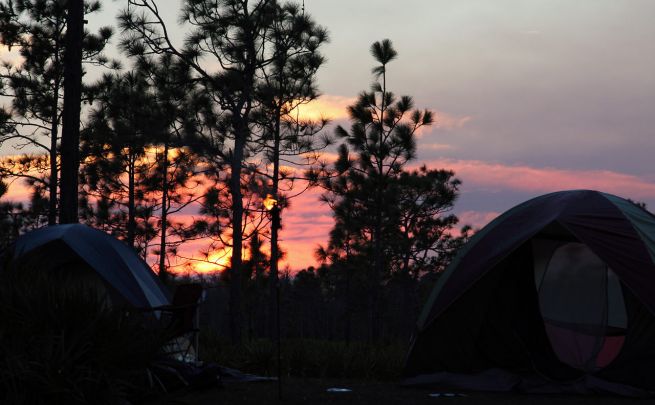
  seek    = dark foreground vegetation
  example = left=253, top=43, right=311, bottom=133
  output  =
left=200, top=333, right=406, bottom=381
left=0, top=268, right=172, bottom=404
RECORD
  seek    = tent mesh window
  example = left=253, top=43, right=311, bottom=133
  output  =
left=533, top=241, right=628, bottom=372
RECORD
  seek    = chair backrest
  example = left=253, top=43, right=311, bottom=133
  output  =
left=172, top=284, right=204, bottom=306
left=168, top=283, right=204, bottom=335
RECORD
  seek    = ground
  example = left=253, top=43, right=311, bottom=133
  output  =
left=163, top=378, right=643, bottom=404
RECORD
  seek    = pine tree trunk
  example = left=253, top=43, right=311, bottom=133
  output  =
left=48, top=107, right=59, bottom=225
left=371, top=219, right=382, bottom=341
left=127, top=154, right=136, bottom=248
left=159, top=143, right=169, bottom=283
left=48, top=20, right=62, bottom=226
left=229, top=120, right=247, bottom=344
left=269, top=109, right=281, bottom=339
left=345, top=261, right=352, bottom=343
left=370, top=69, right=388, bottom=342
left=59, top=0, right=84, bottom=224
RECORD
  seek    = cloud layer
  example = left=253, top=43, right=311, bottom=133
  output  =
left=429, top=159, right=655, bottom=201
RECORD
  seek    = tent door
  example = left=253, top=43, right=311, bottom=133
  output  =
left=533, top=241, right=627, bottom=372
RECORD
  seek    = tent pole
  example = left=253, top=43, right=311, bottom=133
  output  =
left=195, top=300, right=201, bottom=362
left=277, top=276, right=282, bottom=400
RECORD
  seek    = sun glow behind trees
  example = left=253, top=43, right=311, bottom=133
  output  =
left=0, top=93, right=344, bottom=276
left=0, top=143, right=331, bottom=276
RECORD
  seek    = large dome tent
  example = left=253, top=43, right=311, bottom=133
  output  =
left=10, top=224, right=170, bottom=311
left=404, top=190, right=655, bottom=396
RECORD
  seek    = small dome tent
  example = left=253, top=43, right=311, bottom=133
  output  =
left=404, top=190, right=655, bottom=396
left=11, top=224, right=170, bottom=310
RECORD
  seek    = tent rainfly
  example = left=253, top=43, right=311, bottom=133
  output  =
left=404, top=190, right=655, bottom=396
left=12, top=224, right=170, bottom=310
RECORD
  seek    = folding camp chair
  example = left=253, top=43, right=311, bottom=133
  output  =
left=160, top=283, right=205, bottom=364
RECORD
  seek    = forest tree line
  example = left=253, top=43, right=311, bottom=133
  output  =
left=0, top=0, right=470, bottom=343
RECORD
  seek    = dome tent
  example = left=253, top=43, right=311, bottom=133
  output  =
left=404, top=190, right=655, bottom=396
left=12, top=224, right=170, bottom=310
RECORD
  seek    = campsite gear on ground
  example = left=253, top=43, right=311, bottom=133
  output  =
left=150, top=360, right=275, bottom=393
left=429, top=392, right=466, bottom=397
left=216, top=365, right=276, bottom=383
left=405, top=190, right=655, bottom=396
left=12, top=224, right=170, bottom=310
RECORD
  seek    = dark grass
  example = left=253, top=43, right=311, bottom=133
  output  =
left=190, top=333, right=644, bottom=404
left=199, top=331, right=407, bottom=380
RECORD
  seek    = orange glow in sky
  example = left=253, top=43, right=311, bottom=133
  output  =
left=292, top=95, right=353, bottom=121
left=189, top=248, right=232, bottom=274
left=5, top=151, right=655, bottom=276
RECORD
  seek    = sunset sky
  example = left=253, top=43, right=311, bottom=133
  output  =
left=2, top=0, right=654, bottom=272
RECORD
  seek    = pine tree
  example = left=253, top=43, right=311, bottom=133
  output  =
left=320, top=39, right=462, bottom=340
left=81, top=68, right=167, bottom=251
left=0, top=0, right=113, bottom=224
left=250, top=0, right=329, bottom=338
left=119, top=0, right=324, bottom=342
left=141, top=54, right=205, bottom=282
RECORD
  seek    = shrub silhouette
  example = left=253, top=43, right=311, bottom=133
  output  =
left=0, top=266, right=170, bottom=404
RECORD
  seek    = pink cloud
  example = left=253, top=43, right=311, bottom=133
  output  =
left=428, top=159, right=655, bottom=200
left=299, top=94, right=470, bottom=138
left=406, top=110, right=471, bottom=139
left=457, top=210, right=500, bottom=230
left=420, top=143, right=454, bottom=151
left=433, top=112, right=472, bottom=131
